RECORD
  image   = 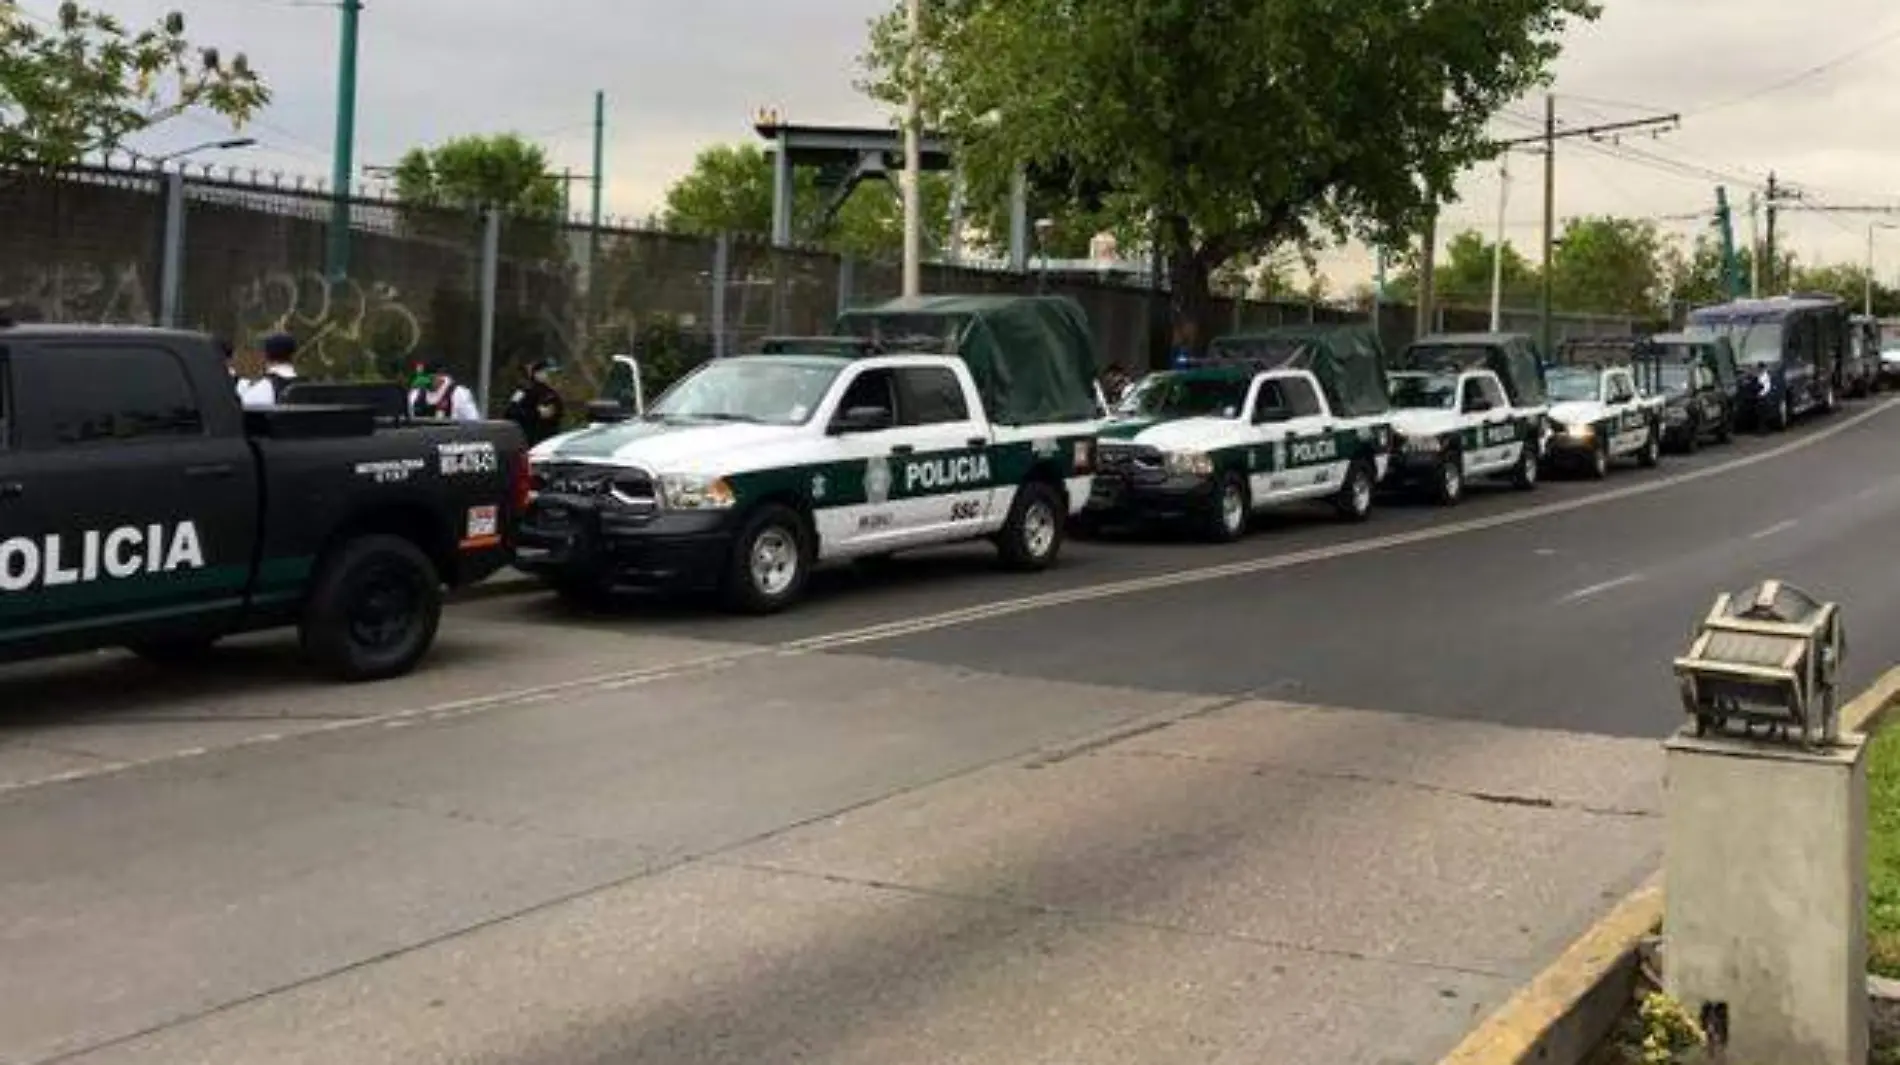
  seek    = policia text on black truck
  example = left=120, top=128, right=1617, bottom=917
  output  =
left=0, top=326, right=527, bottom=681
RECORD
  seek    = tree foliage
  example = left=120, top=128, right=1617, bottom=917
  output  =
left=659, top=142, right=959, bottom=261
left=1548, top=216, right=1667, bottom=319
left=862, top=0, right=1599, bottom=350
left=1386, top=228, right=1540, bottom=309
left=393, top=133, right=562, bottom=217
left=0, top=1, right=267, bottom=163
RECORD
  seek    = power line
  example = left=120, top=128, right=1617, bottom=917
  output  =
left=1680, top=17, right=1900, bottom=118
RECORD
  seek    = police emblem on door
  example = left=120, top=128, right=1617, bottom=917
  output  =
left=864, top=456, right=893, bottom=504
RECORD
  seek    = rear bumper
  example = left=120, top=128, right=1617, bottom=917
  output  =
left=514, top=498, right=737, bottom=594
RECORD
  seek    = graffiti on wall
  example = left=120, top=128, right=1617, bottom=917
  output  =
left=230, top=271, right=422, bottom=379
left=0, top=262, right=153, bottom=324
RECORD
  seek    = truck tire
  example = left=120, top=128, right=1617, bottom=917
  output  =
left=1638, top=425, right=1661, bottom=468
left=1768, top=394, right=1791, bottom=433
left=1431, top=450, right=1464, bottom=506
left=1714, top=412, right=1733, bottom=444
left=1822, top=382, right=1838, bottom=414
left=721, top=504, right=810, bottom=614
left=1509, top=444, right=1539, bottom=490
left=1681, top=417, right=1701, bottom=454
left=1204, top=472, right=1250, bottom=542
left=1333, top=460, right=1375, bottom=521
left=996, top=480, right=1065, bottom=571
left=300, top=534, right=443, bottom=682
left=1587, top=439, right=1610, bottom=480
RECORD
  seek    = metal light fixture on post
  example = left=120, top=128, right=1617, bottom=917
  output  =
left=1672, top=579, right=1844, bottom=746
left=1664, top=578, right=1866, bottom=1065
left=143, top=137, right=256, bottom=165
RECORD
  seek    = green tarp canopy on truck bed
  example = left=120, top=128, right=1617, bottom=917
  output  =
left=1398, top=333, right=1549, bottom=407
left=834, top=295, right=1101, bottom=426
left=1202, top=324, right=1391, bottom=417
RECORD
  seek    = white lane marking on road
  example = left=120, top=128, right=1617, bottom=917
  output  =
left=1750, top=519, right=1799, bottom=540
left=1534, top=548, right=1558, bottom=556
left=1558, top=574, right=1645, bottom=604
left=3, top=399, right=1895, bottom=799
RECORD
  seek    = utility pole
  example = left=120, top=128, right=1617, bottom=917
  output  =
left=1714, top=186, right=1740, bottom=300
left=326, top=0, right=364, bottom=282
left=1748, top=191, right=1761, bottom=297
left=1764, top=171, right=1779, bottom=295
left=589, top=91, right=605, bottom=292
left=1540, top=94, right=1555, bottom=359
left=900, top=0, right=923, bottom=297
left=1490, top=154, right=1510, bottom=331
left=1495, top=99, right=1679, bottom=355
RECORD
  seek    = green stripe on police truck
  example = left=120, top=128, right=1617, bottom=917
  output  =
left=726, top=435, right=1092, bottom=510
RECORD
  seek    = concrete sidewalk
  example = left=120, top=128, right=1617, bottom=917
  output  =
left=58, top=688, right=1661, bottom=1065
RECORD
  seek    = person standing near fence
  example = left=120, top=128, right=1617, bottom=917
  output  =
left=408, top=360, right=483, bottom=422
left=236, top=333, right=299, bottom=408
left=503, top=359, right=565, bottom=445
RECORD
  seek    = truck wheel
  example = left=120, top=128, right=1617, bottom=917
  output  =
left=1681, top=418, right=1701, bottom=454
left=722, top=504, right=810, bottom=614
left=1638, top=426, right=1661, bottom=468
left=1509, top=444, right=1538, bottom=490
left=1714, top=413, right=1733, bottom=444
left=1770, top=395, right=1791, bottom=432
left=1204, top=472, right=1250, bottom=542
left=996, top=481, right=1065, bottom=571
left=1333, top=460, right=1375, bottom=521
left=1431, top=450, right=1464, bottom=506
left=300, top=534, right=443, bottom=683
left=1587, top=440, right=1610, bottom=480
left=1822, top=382, right=1838, bottom=414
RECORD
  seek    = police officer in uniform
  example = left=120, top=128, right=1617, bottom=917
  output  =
left=503, top=358, right=566, bottom=445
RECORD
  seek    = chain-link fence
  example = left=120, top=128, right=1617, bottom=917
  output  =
left=0, top=161, right=1641, bottom=414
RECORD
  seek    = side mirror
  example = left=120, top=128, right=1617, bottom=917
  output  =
left=831, top=405, right=894, bottom=434
left=1254, top=405, right=1294, bottom=424
left=586, top=399, right=634, bottom=425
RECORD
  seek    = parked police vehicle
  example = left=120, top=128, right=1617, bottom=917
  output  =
left=1684, top=295, right=1843, bottom=432
left=1539, top=346, right=1666, bottom=477
left=1632, top=333, right=1737, bottom=452
left=1384, top=333, right=1549, bottom=504
left=1085, top=325, right=1393, bottom=541
left=0, top=325, right=526, bottom=680
left=518, top=295, right=1101, bottom=614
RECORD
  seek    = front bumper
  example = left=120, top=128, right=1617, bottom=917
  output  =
left=514, top=495, right=738, bottom=594
left=1084, top=471, right=1218, bottom=521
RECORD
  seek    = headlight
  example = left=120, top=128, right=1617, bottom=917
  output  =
left=656, top=473, right=736, bottom=509
left=1554, top=421, right=1595, bottom=442
left=1401, top=433, right=1441, bottom=454
left=1163, top=450, right=1214, bottom=478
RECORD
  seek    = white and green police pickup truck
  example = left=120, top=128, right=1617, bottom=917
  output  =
left=1386, top=368, right=1544, bottom=504
left=1541, top=362, right=1666, bottom=478
left=1085, top=364, right=1392, bottom=541
left=518, top=296, right=1102, bottom=613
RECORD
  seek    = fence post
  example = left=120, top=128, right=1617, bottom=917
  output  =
left=711, top=232, right=730, bottom=359
left=476, top=207, right=501, bottom=413
left=838, top=256, right=855, bottom=318
left=158, top=171, right=186, bottom=328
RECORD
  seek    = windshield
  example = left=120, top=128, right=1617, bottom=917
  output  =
left=646, top=359, right=842, bottom=426
left=1686, top=321, right=1784, bottom=364
left=1545, top=367, right=1601, bottom=402
left=1386, top=373, right=1458, bottom=410
left=1115, top=374, right=1249, bottom=419
left=1653, top=364, right=1694, bottom=395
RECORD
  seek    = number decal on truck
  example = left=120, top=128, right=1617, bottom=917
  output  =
left=950, top=501, right=983, bottom=522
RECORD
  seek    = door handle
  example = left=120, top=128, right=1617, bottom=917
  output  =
left=890, top=444, right=915, bottom=456
left=184, top=463, right=236, bottom=479
left=0, top=481, right=21, bottom=500
left=966, top=437, right=987, bottom=449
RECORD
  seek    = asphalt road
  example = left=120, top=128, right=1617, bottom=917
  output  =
left=1, top=398, right=1895, bottom=1065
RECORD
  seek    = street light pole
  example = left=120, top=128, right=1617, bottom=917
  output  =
left=901, top=0, right=923, bottom=298
left=1490, top=154, right=1510, bottom=331
left=327, top=0, right=364, bottom=282
left=147, top=137, right=256, bottom=164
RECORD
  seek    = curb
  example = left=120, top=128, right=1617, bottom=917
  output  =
left=1435, top=663, right=1900, bottom=1065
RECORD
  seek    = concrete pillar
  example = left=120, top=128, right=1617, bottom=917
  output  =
left=1663, top=730, right=1868, bottom=1065
left=1008, top=168, right=1029, bottom=273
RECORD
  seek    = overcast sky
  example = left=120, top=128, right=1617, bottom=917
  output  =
left=69, top=0, right=1900, bottom=292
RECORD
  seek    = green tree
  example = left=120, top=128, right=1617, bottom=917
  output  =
left=1386, top=229, right=1540, bottom=309
left=661, top=141, right=955, bottom=260
left=1548, top=216, right=1667, bottom=318
left=863, top=0, right=1599, bottom=351
left=393, top=133, right=562, bottom=216
left=0, top=1, right=267, bottom=163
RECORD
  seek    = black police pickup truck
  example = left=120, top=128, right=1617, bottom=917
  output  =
left=0, top=326, right=526, bottom=680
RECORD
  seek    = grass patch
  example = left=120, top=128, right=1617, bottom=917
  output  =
left=1868, top=724, right=1900, bottom=978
